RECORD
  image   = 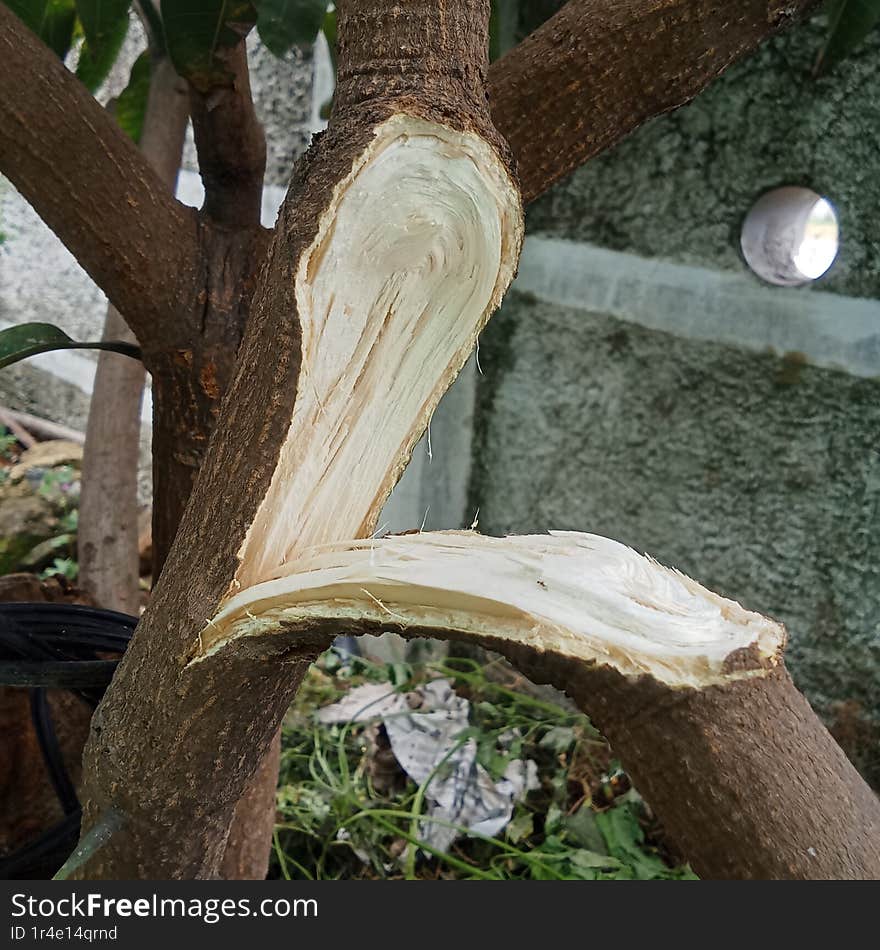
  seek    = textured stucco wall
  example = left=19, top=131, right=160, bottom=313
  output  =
left=527, top=18, right=880, bottom=300
left=472, top=18, right=880, bottom=784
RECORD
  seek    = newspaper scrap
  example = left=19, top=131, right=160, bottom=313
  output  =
left=317, top=679, right=539, bottom=852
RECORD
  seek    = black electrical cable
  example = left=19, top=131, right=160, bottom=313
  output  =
left=0, top=602, right=137, bottom=879
left=30, top=688, right=80, bottom=815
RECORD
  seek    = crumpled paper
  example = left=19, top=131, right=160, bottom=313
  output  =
left=317, top=679, right=539, bottom=852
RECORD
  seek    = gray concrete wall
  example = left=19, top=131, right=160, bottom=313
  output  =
left=471, top=16, right=880, bottom=783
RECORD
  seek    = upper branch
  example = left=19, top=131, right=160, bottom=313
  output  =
left=488, top=0, right=822, bottom=205
left=188, top=40, right=267, bottom=228
left=0, top=5, right=202, bottom=345
left=333, top=0, right=490, bottom=116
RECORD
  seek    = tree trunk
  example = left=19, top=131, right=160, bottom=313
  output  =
left=78, top=59, right=189, bottom=614
left=75, top=0, right=522, bottom=879
left=219, top=730, right=281, bottom=880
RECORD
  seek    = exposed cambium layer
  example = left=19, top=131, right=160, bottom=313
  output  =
left=202, top=531, right=786, bottom=687
left=234, top=115, right=523, bottom=591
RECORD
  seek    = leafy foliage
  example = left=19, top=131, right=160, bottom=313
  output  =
left=0, top=323, right=140, bottom=369
left=816, top=0, right=880, bottom=72
left=115, top=50, right=151, bottom=142
left=3, top=0, right=78, bottom=57
left=272, top=651, right=697, bottom=881
left=40, top=555, right=78, bottom=580
left=489, top=0, right=517, bottom=62
left=160, top=0, right=257, bottom=91
left=255, top=0, right=326, bottom=56
left=74, top=0, right=131, bottom=91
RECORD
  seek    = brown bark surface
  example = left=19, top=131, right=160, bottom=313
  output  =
left=219, top=730, right=281, bottom=880
left=76, top=0, right=515, bottom=879
left=146, top=223, right=269, bottom=578
left=188, top=41, right=266, bottom=229
left=576, top=665, right=880, bottom=879
left=489, top=0, right=820, bottom=203
left=0, top=4, right=201, bottom=347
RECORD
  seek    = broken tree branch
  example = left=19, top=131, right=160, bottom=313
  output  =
left=488, top=0, right=823, bottom=204
left=0, top=4, right=202, bottom=347
left=202, top=530, right=880, bottom=880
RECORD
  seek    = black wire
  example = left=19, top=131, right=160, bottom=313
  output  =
left=29, top=689, right=79, bottom=816
left=0, top=660, right=119, bottom=688
left=0, top=602, right=137, bottom=880
left=0, top=810, right=82, bottom=880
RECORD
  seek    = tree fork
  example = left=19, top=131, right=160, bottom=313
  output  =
left=0, top=0, right=823, bottom=338
left=76, top=0, right=523, bottom=879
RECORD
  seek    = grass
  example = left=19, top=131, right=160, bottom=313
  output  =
left=271, top=648, right=697, bottom=881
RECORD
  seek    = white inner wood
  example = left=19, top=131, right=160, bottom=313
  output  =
left=207, top=531, right=785, bottom=687
left=234, top=115, right=522, bottom=591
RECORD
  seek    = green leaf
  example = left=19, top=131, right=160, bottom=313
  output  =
left=75, top=6, right=130, bottom=91
left=489, top=0, right=517, bottom=62
left=595, top=802, right=672, bottom=880
left=569, top=849, right=622, bottom=872
left=538, top=725, right=576, bottom=754
left=75, top=0, right=130, bottom=53
left=160, top=0, right=257, bottom=91
left=563, top=806, right=607, bottom=853
left=505, top=810, right=533, bottom=844
left=815, top=0, right=880, bottom=73
left=3, top=0, right=78, bottom=58
left=0, top=323, right=141, bottom=369
left=115, top=51, right=151, bottom=142
left=255, top=0, right=326, bottom=57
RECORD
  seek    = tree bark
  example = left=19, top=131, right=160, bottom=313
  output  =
left=575, top=664, right=880, bottom=879
left=0, top=4, right=201, bottom=348
left=188, top=40, right=266, bottom=229
left=219, top=731, right=281, bottom=880
left=488, top=0, right=822, bottom=203
left=0, top=0, right=834, bottom=881
left=75, top=0, right=523, bottom=879
left=78, top=59, right=189, bottom=614
left=145, top=224, right=269, bottom=578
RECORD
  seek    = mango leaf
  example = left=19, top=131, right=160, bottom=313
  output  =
left=595, top=802, right=676, bottom=880
left=255, top=0, right=326, bottom=56
left=3, top=0, right=78, bottom=58
left=815, top=0, right=880, bottom=73
left=75, top=3, right=130, bottom=92
left=0, top=323, right=141, bottom=370
left=115, top=51, right=151, bottom=142
left=160, top=0, right=256, bottom=91
left=489, top=0, right=517, bottom=62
